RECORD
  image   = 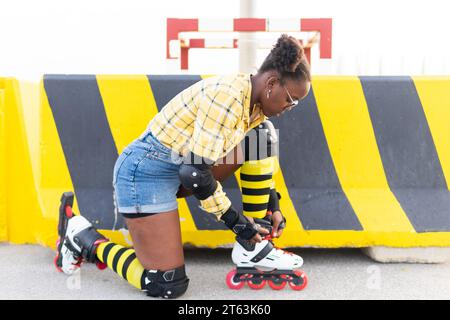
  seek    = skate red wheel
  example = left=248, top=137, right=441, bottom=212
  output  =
left=96, top=261, right=107, bottom=270
left=247, top=275, right=266, bottom=290
left=226, top=269, right=245, bottom=290
left=268, top=275, right=287, bottom=290
left=54, top=255, right=63, bottom=273
left=288, top=270, right=308, bottom=291
left=54, top=254, right=83, bottom=273
left=65, top=205, right=74, bottom=218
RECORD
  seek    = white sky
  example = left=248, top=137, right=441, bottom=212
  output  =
left=0, top=0, right=449, bottom=79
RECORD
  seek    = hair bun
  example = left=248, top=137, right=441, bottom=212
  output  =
left=271, top=34, right=305, bottom=73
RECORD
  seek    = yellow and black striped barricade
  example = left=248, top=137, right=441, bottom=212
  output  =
left=2, top=75, right=450, bottom=249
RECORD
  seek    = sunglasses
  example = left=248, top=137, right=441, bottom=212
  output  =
left=284, top=86, right=299, bottom=110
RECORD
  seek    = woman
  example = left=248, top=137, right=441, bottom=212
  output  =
left=55, top=34, right=311, bottom=298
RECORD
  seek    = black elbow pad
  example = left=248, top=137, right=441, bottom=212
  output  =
left=178, top=162, right=218, bottom=200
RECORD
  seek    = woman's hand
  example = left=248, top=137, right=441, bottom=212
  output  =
left=246, top=216, right=270, bottom=244
left=271, top=210, right=285, bottom=238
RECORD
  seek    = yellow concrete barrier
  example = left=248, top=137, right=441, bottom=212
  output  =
left=1, top=75, right=450, bottom=249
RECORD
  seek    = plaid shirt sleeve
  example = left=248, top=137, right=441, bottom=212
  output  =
left=189, top=87, right=243, bottom=219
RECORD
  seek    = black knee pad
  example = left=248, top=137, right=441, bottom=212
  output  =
left=143, top=265, right=189, bottom=299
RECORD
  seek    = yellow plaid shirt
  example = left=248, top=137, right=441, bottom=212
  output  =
left=143, top=74, right=267, bottom=219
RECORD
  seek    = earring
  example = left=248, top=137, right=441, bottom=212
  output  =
left=266, top=90, right=271, bottom=99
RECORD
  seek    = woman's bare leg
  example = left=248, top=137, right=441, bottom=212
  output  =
left=125, top=209, right=184, bottom=270
left=93, top=207, right=188, bottom=298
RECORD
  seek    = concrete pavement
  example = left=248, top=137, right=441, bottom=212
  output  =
left=1, top=243, right=449, bottom=300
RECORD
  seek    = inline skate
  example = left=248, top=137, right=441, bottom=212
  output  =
left=225, top=218, right=307, bottom=291
left=54, top=192, right=108, bottom=274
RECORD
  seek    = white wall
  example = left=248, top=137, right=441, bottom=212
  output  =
left=1, top=0, right=449, bottom=79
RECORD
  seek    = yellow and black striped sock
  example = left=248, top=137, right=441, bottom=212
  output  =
left=96, top=241, right=145, bottom=290
left=240, top=156, right=277, bottom=219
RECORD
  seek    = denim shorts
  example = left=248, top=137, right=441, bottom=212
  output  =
left=113, top=131, right=184, bottom=218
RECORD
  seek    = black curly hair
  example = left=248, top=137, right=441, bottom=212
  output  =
left=259, top=34, right=311, bottom=84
